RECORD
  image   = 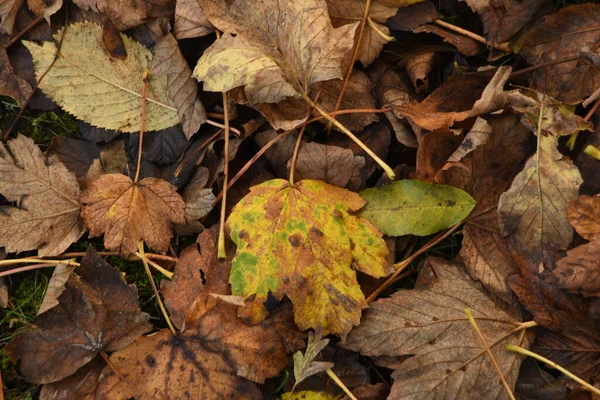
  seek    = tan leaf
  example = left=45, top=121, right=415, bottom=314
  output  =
left=413, top=23, right=485, bottom=56
left=567, top=195, right=600, bottom=241
left=0, top=48, right=33, bottom=107
left=344, top=257, right=531, bottom=400
left=498, top=133, right=582, bottom=268
left=24, top=22, right=180, bottom=133
left=81, top=174, right=186, bottom=255
left=0, top=134, right=84, bottom=256
left=0, top=0, right=23, bottom=34
left=310, top=70, right=378, bottom=132
left=447, top=117, right=491, bottom=162
left=151, top=32, right=206, bottom=139
left=398, top=49, right=438, bottom=92
left=520, top=4, right=600, bottom=103
left=37, top=263, right=75, bottom=315
left=193, top=0, right=357, bottom=129
left=289, top=141, right=366, bottom=189
left=173, top=0, right=213, bottom=39
left=27, top=0, right=62, bottom=24
left=554, top=240, right=600, bottom=297
left=326, top=0, right=421, bottom=66
left=293, top=330, right=334, bottom=386
left=96, top=0, right=175, bottom=31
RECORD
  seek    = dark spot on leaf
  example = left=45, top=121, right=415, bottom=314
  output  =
left=432, top=317, right=440, bottom=321
left=446, top=200, right=456, bottom=206
left=199, top=269, right=206, bottom=285
left=445, top=369, right=452, bottom=374
left=459, top=366, right=467, bottom=372
left=310, top=227, right=324, bottom=237
left=145, top=355, right=156, bottom=367
left=428, top=339, right=436, bottom=345
left=238, top=230, right=248, bottom=239
left=282, top=276, right=290, bottom=284
left=288, top=234, right=302, bottom=247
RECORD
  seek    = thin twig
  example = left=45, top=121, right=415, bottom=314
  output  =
left=59, top=251, right=178, bottom=262
left=137, top=242, right=176, bottom=335
left=4, top=14, right=45, bottom=50
left=465, top=308, right=516, bottom=400
left=217, top=90, right=231, bottom=259
left=205, top=118, right=241, bottom=136
left=326, top=369, right=357, bottom=400
left=133, top=70, right=149, bottom=184
left=288, top=124, right=306, bottom=185
left=433, top=19, right=512, bottom=53
left=134, top=252, right=173, bottom=279
left=0, top=258, right=79, bottom=267
left=506, top=345, right=600, bottom=396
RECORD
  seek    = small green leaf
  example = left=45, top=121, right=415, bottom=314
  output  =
left=358, top=180, right=476, bottom=236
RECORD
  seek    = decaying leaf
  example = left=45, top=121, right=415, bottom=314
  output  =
left=358, top=180, right=476, bottom=236
left=97, top=302, right=300, bottom=399
left=293, top=330, right=334, bottom=386
left=175, top=166, right=215, bottom=235
left=5, top=247, right=152, bottom=384
left=0, top=134, right=85, bottom=256
left=498, top=133, right=582, bottom=268
left=37, top=262, right=75, bottom=315
left=193, top=0, right=357, bottom=129
left=227, top=179, right=392, bottom=335
left=92, top=0, right=175, bottom=31
left=151, top=32, right=206, bottom=139
left=24, top=22, right=180, bottom=133
left=344, top=257, right=532, bottom=400
left=81, top=173, right=186, bottom=255
left=554, top=240, right=600, bottom=297
left=520, top=4, right=600, bottom=103
left=40, top=356, right=104, bottom=400
left=0, top=48, right=33, bottom=107
left=173, top=0, right=213, bottom=39
left=326, top=0, right=422, bottom=66
left=567, top=195, right=600, bottom=242
left=0, top=0, right=22, bottom=35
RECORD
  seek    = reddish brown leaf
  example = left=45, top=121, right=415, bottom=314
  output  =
left=0, top=0, right=23, bottom=35
left=5, top=247, right=152, bottom=384
left=554, top=240, right=600, bottom=297
left=40, top=356, right=104, bottom=400
left=0, top=48, right=33, bottom=107
left=568, top=195, right=600, bottom=242
left=173, top=0, right=213, bottom=39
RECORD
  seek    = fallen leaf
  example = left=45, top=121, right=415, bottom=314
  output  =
left=102, top=19, right=127, bottom=59
left=78, top=121, right=121, bottom=143
left=567, top=195, right=600, bottom=242
left=24, top=22, right=180, bottom=133
left=27, top=0, right=62, bottom=24
left=398, top=49, right=439, bottom=92
left=175, top=166, right=215, bottom=235
left=5, top=247, right=152, bottom=384
left=415, top=128, right=464, bottom=180
left=344, top=257, right=532, bottom=400
left=40, top=356, right=104, bottom=400
left=393, top=66, right=511, bottom=131
left=358, top=180, right=476, bottom=236
left=326, top=0, right=421, bottom=66
left=95, top=0, right=175, bottom=31
left=290, top=141, right=366, bottom=189
left=193, top=0, right=357, bottom=129
left=37, top=262, right=75, bottom=315
left=97, top=302, right=300, bottom=398
left=0, top=0, right=22, bottom=35
left=520, top=3, right=600, bottom=103
left=447, top=117, right=491, bottom=162
left=293, top=331, right=334, bottom=387
left=255, top=130, right=298, bottom=179
left=461, top=0, right=551, bottom=45
left=81, top=173, right=186, bottom=255
left=49, top=136, right=101, bottom=178
left=386, top=0, right=440, bottom=31
left=310, top=70, right=378, bottom=132
left=0, top=48, right=33, bottom=107
left=0, top=134, right=85, bottom=256
left=227, top=179, right=392, bottom=335
left=554, top=240, right=600, bottom=297
left=151, top=32, right=206, bottom=139
left=127, top=126, right=188, bottom=165
left=498, top=133, right=582, bottom=268
left=0, top=276, right=8, bottom=309
left=173, top=0, right=213, bottom=39
left=413, top=23, right=486, bottom=56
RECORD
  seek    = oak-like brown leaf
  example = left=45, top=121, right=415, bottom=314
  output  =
left=344, top=257, right=532, bottom=400
left=81, top=173, right=186, bottom=256
left=5, top=247, right=152, bottom=384
left=0, top=134, right=85, bottom=256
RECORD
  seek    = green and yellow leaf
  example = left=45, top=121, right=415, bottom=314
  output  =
left=227, top=179, right=392, bottom=336
left=358, top=180, right=476, bottom=236
left=23, top=22, right=180, bottom=133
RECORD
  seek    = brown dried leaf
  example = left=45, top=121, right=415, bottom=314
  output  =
left=344, top=257, right=531, bottom=400
left=415, top=128, right=463, bottom=181
left=175, top=166, right=215, bottom=235
left=97, top=302, right=301, bottom=398
left=498, top=133, right=582, bottom=268
left=290, top=141, right=366, bottom=189
left=81, top=174, right=186, bottom=256
left=310, top=70, right=378, bottom=132
left=173, top=0, right=213, bottom=39
left=326, top=0, right=418, bottom=66
left=49, top=136, right=100, bottom=178
left=399, top=49, right=438, bottom=92
left=5, top=247, right=152, bottom=384
left=413, top=23, right=486, bottom=56
left=255, top=130, right=297, bottom=179
left=96, top=0, right=175, bottom=31
left=37, top=262, right=75, bottom=315
left=554, top=240, right=600, bottom=297
left=293, top=330, right=334, bottom=386
left=386, top=0, right=440, bottom=30
left=394, top=66, right=511, bottom=131
left=40, top=356, right=103, bottom=400
left=193, top=0, right=357, bottom=130
left=0, top=0, right=22, bottom=34
left=568, top=195, right=600, bottom=242
left=461, top=0, right=551, bottom=44
left=447, top=117, right=491, bottom=163
left=520, top=4, right=600, bottom=103
left=151, top=33, right=206, bottom=139
left=27, top=0, right=62, bottom=24
left=0, top=48, right=33, bottom=107
left=0, top=134, right=84, bottom=256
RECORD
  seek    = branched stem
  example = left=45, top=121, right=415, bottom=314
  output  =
left=303, top=94, right=395, bottom=179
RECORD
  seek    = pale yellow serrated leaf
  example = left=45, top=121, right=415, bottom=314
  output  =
left=23, top=22, right=180, bottom=133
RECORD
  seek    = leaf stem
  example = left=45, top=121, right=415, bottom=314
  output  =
left=367, top=17, right=394, bottom=42
left=217, top=91, right=231, bottom=259
left=433, top=19, right=512, bottom=53
left=288, top=125, right=306, bottom=185
left=327, top=0, right=372, bottom=133
left=134, top=252, right=173, bottom=279
left=465, top=308, right=516, bottom=400
left=506, top=345, right=600, bottom=396
left=0, top=258, right=79, bottom=267
left=133, top=70, right=149, bottom=184
left=326, top=369, right=357, bottom=400
left=137, top=241, right=176, bottom=335
left=303, top=94, right=395, bottom=179
left=205, top=118, right=241, bottom=136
